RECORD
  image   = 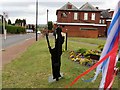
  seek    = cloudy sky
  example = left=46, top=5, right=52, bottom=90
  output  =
left=0, top=0, right=119, bottom=24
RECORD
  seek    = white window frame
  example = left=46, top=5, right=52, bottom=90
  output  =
left=31, top=25, right=32, bottom=28
left=84, top=13, right=88, bottom=20
left=99, top=20, right=102, bottom=23
left=102, top=20, right=105, bottom=24
left=91, top=13, right=95, bottom=20
left=74, top=12, right=78, bottom=20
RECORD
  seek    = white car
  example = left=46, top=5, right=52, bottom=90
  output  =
left=37, top=31, right=41, bottom=34
left=26, top=29, right=33, bottom=33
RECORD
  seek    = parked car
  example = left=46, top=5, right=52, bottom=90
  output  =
left=37, top=31, right=41, bottom=34
left=26, top=29, right=33, bottom=33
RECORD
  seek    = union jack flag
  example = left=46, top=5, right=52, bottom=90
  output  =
left=93, top=0, right=120, bottom=89
left=65, top=1, right=120, bottom=89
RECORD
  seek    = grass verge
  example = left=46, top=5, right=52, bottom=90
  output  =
left=2, top=37, right=118, bottom=88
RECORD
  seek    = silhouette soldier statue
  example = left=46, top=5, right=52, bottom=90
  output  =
left=46, top=27, right=64, bottom=81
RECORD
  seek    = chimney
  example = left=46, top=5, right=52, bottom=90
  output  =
left=68, top=4, right=72, bottom=9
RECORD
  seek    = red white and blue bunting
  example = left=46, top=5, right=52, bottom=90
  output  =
left=66, top=1, right=120, bottom=89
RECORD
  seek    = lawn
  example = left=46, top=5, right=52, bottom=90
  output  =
left=68, top=37, right=106, bottom=46
left=2, top=37, right=118, bottom=88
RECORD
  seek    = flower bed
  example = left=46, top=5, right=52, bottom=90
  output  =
left=68, top=45, right=120, bottom=75
left=69, top=51, right=93, bottom=67
left=68, top=45, right=103, bottom=67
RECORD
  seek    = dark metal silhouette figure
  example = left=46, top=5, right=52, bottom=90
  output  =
left=46, top=27, right=64, bottom=81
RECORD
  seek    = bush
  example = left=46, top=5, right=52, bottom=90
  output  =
left=116, top=61, right=120, bottom=69
left=97, top=44, right=104, bottom=51
left=77, top=48, right=87, bottom=54
left=6, top=25, right=26, bottom=34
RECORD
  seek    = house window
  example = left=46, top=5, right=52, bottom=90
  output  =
left=99, top=20, right=102, bottom=23
left=102, top=20, right=105, bottom=24
left=74, top=12, right=78, bottom=20
left=84, top=13, right=88, bottom=20
left=61, top=12, right=67, bottom=18
left=91, top=13, right=95, bottom=20
left=99, top=19, right=105, bottom=24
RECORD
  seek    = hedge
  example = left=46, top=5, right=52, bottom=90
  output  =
left=6, top=25, right=26, bottom=34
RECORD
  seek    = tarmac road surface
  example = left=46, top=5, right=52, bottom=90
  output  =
left=1, top=33, right=35, bottom=49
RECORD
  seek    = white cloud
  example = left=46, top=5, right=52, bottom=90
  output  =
left=0, top=0, right=119, bottom=24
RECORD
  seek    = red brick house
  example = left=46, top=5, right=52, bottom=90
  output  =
left=54, top=2, right=113, bottom=38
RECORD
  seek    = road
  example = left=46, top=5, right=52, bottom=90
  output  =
left=2, top=33, right=35, bottom=48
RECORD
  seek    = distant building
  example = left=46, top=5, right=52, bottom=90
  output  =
left=26, top=24, right=35, bottom=32
left=15, top=19, right=26, bottom=27
left=54, top=2, right=114, bottom=38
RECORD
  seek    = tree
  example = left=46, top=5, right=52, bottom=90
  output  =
left=15, top=19, right=26, bottom=27
left=8, top=19, right=11, bottom=24
left=22, top=19, right=26, bottom=26
left=15, top=19, right=19, bottom=24
left=48, top=21, right=53, bottom=30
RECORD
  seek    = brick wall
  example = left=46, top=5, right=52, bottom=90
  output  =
left=79, top=12, right=100, bottom=24
left=97, top=26, right=106, bottom=37
left=57, top=10, right=101, bottom=24
left=68, top=30, right=98, bottom=38
left=61, top=25, right=99, bottom=38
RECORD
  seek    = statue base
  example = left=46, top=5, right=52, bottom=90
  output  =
left=48, top=73, right=64, bottom=83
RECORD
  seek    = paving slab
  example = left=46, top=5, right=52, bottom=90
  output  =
left=48, top=73, right=64, bottom=83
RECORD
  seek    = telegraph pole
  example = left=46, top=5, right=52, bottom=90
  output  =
left=47, top=9, right=49, bottom=33
left=36, top=0, right=38, bottom=41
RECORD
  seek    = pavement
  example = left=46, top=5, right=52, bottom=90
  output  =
left=1, top=34, right=42, bottom=67
left=48, top=73, right=64, bottom=83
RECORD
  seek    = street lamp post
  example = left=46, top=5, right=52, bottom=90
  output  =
left=36, top=0, right=38, bottom=41
left=3, top=12, right=8, bottom=40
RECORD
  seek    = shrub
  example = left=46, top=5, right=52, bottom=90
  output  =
left=77, top=48, right=87, bottom=54
left=116, top=61, right=120, bottom=69
left=6, top=25, right=26, bottom=34
left=97, top=44, right=104, bottom=51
